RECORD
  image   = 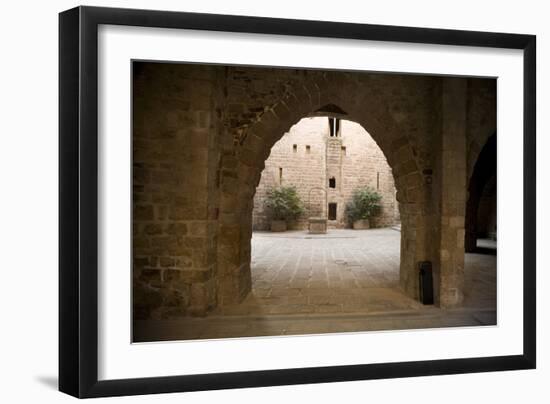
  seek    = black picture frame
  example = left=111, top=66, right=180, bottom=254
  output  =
left=59, top=5, right=536, bottom=398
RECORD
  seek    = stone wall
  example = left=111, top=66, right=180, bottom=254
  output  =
left=132, top=63, right=222, bottom=319
left=252, top=117, right=397, bottom=230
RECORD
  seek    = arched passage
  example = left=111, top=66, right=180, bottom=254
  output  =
left=237, top=115, right=405, bottom=315
left=216, top=75, right=428, bottom=309
left=465, top=134, right=497, bottom=252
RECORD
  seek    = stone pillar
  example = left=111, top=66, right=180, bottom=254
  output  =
left=132, top=63, right=220, bottom=319
left=399, top=202, right=419, bottom=297
left=390, top=137, right=434, bottom=302
left=216, top=186, right=254, bottom=306
left=399, top=197, right=436, bottom=301
left=438, top=78, right=468, bottom=308
left=216, top=148, right=264, bottom=306
left=464, top=190, right=480, bottom=252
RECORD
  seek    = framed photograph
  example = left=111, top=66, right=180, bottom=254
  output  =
left=59, top=5, right=536, bottom=398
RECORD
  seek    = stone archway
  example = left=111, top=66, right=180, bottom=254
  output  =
left=465, top=134, right=497, bottom=252
left=216, top=72, right=429, bottom=309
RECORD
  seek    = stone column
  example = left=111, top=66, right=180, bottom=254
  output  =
left=399, top=202, right=419, bottom=297
left=132, top=63, right=220, bottom=318
left=438, top=78, right=468, bottom=308
left=398, top=192, right=436, bottom=302
left=464, top=190, right=480, bottom=252
left=216, top=156, right=254, bottom=306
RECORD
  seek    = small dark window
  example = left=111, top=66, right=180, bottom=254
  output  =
left=306, top=145, right=311, bottom=153
left=279, top=167, right=283, bottom=184
left=341, top=146, right=346, bottom=156
left=329, top=177, right=336, bottom=188
left=293, top=144, right=297, bottom=153
left=328, top=117, right=341, bottom=137
left=328, top=203, right=337, bottom=220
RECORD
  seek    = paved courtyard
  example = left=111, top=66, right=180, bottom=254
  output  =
left=134, top=229, right=496, bottom=342
left=216, top=228, right=417, bottom=316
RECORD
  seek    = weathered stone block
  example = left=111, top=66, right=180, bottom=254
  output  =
left=308, top=217, right=327, bottom=234
left=134, top=205, right=154, bottom=221
left=144, top=224, right=163, bottom=235
left=165, top=223, right=188, bottom=235
left=159, top=257, right=175, bottom=267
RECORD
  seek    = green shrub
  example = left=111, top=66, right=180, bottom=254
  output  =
left=264, top=186, right=304, bottom=221
left=346, top=187, right=382, bottom=223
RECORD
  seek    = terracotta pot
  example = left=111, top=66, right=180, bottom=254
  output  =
left=270, top=220, right=287, bottom=232
left=352, top=219, right=370, bottom=230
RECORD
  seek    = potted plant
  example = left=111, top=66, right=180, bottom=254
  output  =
left=264, top=186, right=304, bottom=232
left=346, top=187, right=382, bottom=229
